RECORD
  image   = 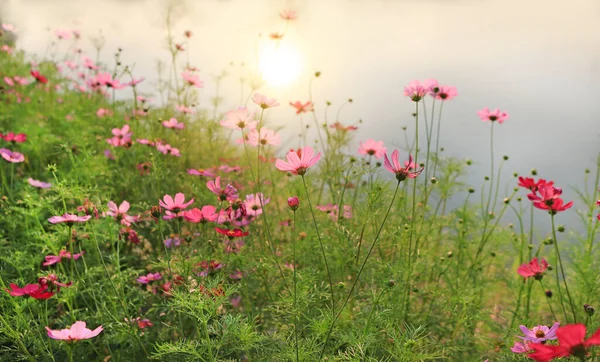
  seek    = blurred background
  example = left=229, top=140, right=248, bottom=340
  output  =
left=2, top=0, right=599, bottom=230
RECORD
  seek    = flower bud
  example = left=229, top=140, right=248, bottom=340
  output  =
left=287, top=196, right=300, bottom=211
left=584, top=304, right=595, bottom=316
left=545, top=290, right=553, bottom=298
left=531, top=169, right=538, bottom=176
left=503, top=155, right=509, bottom=160
left=557, top=225, right=565, bottom=232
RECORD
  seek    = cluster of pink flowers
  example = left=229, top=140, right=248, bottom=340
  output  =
left=316, top=203, right=353, bottom=221
left=403, top=79, right=457, bottom=102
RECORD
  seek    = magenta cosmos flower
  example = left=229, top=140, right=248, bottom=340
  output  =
left=359, top=139, right=387, bottom=159
left=0, top=148, right=25, bottom=163
left=43, top=250, right=84, bottom=266
left=517, top=257, right=549, bottom=280
left=511, top=341, right=532, bottom=354
left=252, top=93, right=279, bottom=109
left=519, top=322, right=560, bottom=343
left=46, top=321, right=103, bottom=341
left=159, top=193, right=194, bottom=212
left=187, top=168, right=217, bottom=178
left=27, top=178, right=52, bottom=189
left=275, top=146, right=321, bottom=176
left=2, top=132, right=27, bottom=143
left=6, top=283, right=55, bottom=299
left=220, top=107, right=257, bottom=130
left=383, top=150, right=423, bottom=182
left=48, top=213, right=92, bottom=224
left=529, top=184, right=573, bottom=213
left=477, top=107, right=509, bottom=124
left=137, top=272, right=162, bottom=284
left=245, top=193, right=271, bottom=216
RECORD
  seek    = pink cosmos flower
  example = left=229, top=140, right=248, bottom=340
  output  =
left=275, top=146, right=321, bottom=176
left=104, top=149, right=115, bottom=160
left=27, top=178, right=52, bottom=189
left=207, top=177, right=239, bottom=202
left=106, top=125, right=133, bottom=148
left=280, top=9, right=297, bottom=20
left=43, top=250, right=84, bottom=266
left=403, top=80, right=431, bottom=102
left=253, top=93, right=279, bottom=109
left=219, top=164, right=242, bottom=173
left=0, top=148, right=25, bottom=163
left=316, top=203, right=353, bottom=221
left=159, top=193, right=194, bottom=213
left=220, top=107, right=257, bottom=130
left=383, top=150, right=424, bottom=182
left=359, top=139, right=386, bottom=159
left=2, top=23, right=17, bottom=32
left=136, top=138, right=155, bottom=147
left=519, top=322, right=560, bottom=343
left=477, top=107, right=509, bottom=124
left=529, top=184, right=573, bottom=213
left=54, top=29, right=72, bottom=40
left=156, top=142, right=181, bottom=157
left=92, top=72, right=124, bottom=89
left=187, top=168, right=216, bottom=178
left=176, top=104, right=196, bottom=114
left=245, top=193, right=270, bottom=216
left=82, top=57, right=98, bottom=70
left=517, top=257, right=549, bottom=279
left=290, top=101, right=313, bottom=114
left=183, top=205, right=219, bottom=223
left=106, top=201, right=138, bottom=226
left=137, top=272, right=162, bottom=284
left=48, top=213, right=92, bottom=224
left=435, top=85, right=458, bottom=101
left=96, top=108, right=112, bottom=118
left=128, top=77, right=145, bottom=87
left=247, top=128, right=281, bottom=147
left=182, top=71, right=203, bottom=88
left=511, top=341, right=532, bottom=353
left=162, top=118, right=185, bottom=129
left=46, top=321, right=103, bottom=341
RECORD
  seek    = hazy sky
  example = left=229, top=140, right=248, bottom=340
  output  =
left=3, top=0, right=600, bottom=231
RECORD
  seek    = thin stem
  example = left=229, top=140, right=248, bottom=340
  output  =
left=538, top=279, right=558, bottom=322
left=551, top=213, right=577, bottom=323
left=292, top=210, right=299, bottom=362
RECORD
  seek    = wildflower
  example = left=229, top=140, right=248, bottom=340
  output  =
left=136, top=319, right=153, bottom=329
left=316, top=203, right=353, bottom=221
left=290, top=101, right=313, bottom=114
left=1, top=23, right=17, bottom=32
left=46, top=321, right=103, bottom=341
left=517, top=257, right=549, bottom=280
left=48, top=213, right=92, bottom=224
left=196, top=260, right=224, bottom=276
left=403, top=80, right=430, bottom=102
left=529, top=184, right=573, bottom=213
left=38, top=274, right=72, bottom=291
left=137, top=272, right=162, bottom=284
left=183, top=205, right=219, bottom=223
left=215, top=227, right=249, bottom=239
left=162, top=118, right=185, bottom=129
left=92, top=72, right=124, bottom=89
left=27, top=178, right=52, bottom=189
left=164, top=237, right=181, bottom=248
left=275, top=146, right=321, bottom=176
left=136, top=162, right=152, bottom=176
left=187, top=168, right=216, bottom=178
left=31, top=70, right=48, bottom=84
left=219, top=164, right=242, bottom=173
left=584, top=304, right=595, bottom=317
left=518, top=177, right=554, bottom=192
left=5, top=283, right=56, bottom=299
left=2, top=132, right=27, bottom=143
left=383, top=150, right=423, bottom=182
left=435, top=85, right=458, bottom=101
left=155, top=142, right=181, bottom=156
left=330, top=122, right=358, bottom=131
left=182, top=71, right=203, bottom=88
left=359, top=139, right=387, bottom=159
left=54, top=29, right=72, bottom=40
left=252, top=93, right=280, bottom=109
left=0, top=148, right=24, bottom=163
left=288, top=196, right=300, bottom=211
left=280, top=9, right=297, bottom=20
left=207, top=177, right=238, bottom=202
left=96, top=108, right=112, bottom=118
left=184, top=30, right=192, bottom=38
left=43, top=250, right=85, bottom=266
left=247, top=128, right=281, bottom=147
left=176, top=104, right=195, bottom=114
left=528, top=324, right=600, bottom=361
left=245, top=193, right=270, bottom=216
left=519, top=322, right=560, bottom=343
left=224, top=239, right=245, bottom=254
left=477, top=107, right=509, bottom=124
left=106, top=124, right=133, bottom=148
left=220, top=107, right=257, bottom=130
left=159, top=193, right=194, bottom=213
left=511, top=341, right=532, bottom=353
left=106, top=201, right=138, bottom=226
left=104, top=149, right=115, bottom=160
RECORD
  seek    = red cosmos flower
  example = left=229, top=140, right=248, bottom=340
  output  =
left=517, top=257, right=548, bottom=280
left=383, top=150, right=424, bottom=182
left=2, top=132, right=27, bottom=143
left=215, top=227, right=249, bottom=239
left=31, top=70, right=48, bottom=84
left=529, top=324, right=600, bottom=361
left=518, top=177, right=554, bottom=192
left=5, top=283, right=56, bottom=299
left=529, top=184, right=573, bottom=213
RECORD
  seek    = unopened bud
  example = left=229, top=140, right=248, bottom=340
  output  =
left=503, top=155, right=509, bottom=160
left=287, top=196, right=300, bottom=211
left=558, top=225, right=565, bottom=232
left=531, top=169, right=538, bottom=176
left=584, top=304, right=595, bottom=316
left=545, top=290, right=553, bottom=298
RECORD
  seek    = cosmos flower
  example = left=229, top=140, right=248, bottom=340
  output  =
left=275, top=146, right=321, bottom=176
left=46, top=321, right=103, bottom=341
left=359, top=139, right=386, bottom=159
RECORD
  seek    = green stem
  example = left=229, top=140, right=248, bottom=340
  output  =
left=551, top=213, right=577, bottom=323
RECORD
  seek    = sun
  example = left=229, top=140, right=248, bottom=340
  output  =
left=258, top=42, right=302, bottom=87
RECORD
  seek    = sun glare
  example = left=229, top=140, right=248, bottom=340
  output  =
left=258, top=42, right=301, bottom=87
